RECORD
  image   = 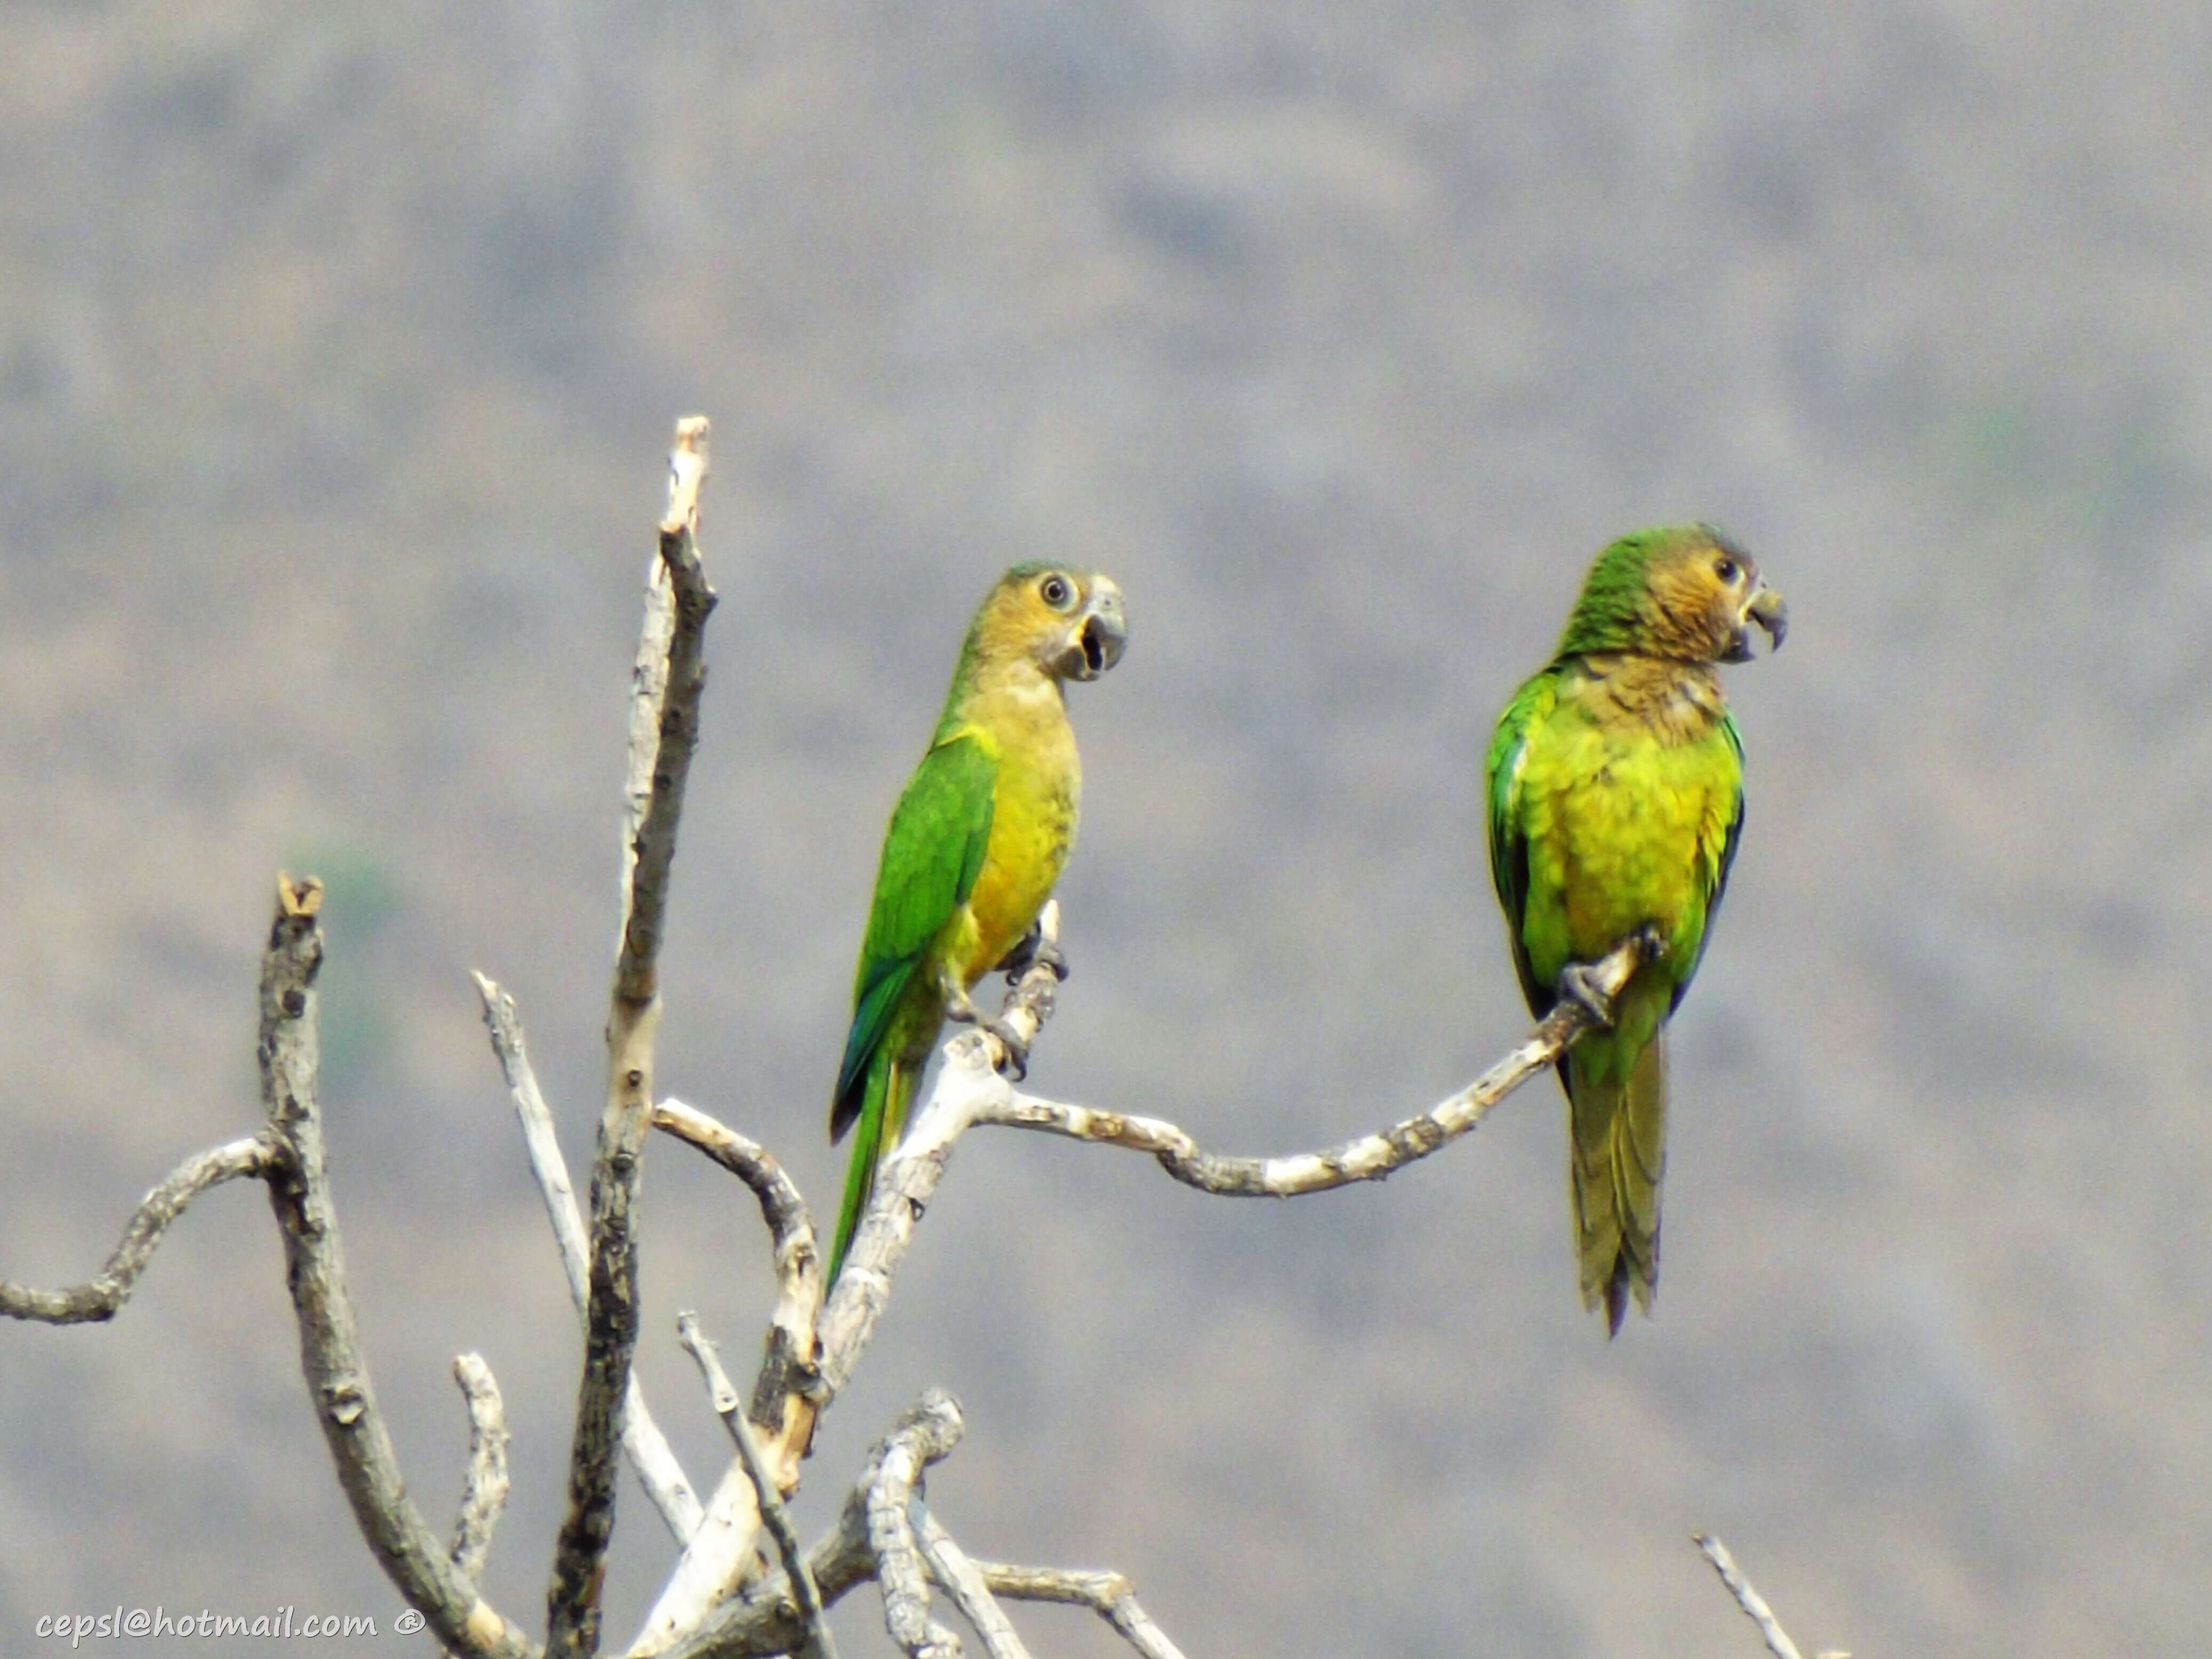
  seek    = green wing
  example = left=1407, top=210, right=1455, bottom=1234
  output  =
left=1485, top=671, right=1556, bottom=1018
left=831, top=730, right=997, bottom=1142
left=1669, top=709, right=1745, bottom=1013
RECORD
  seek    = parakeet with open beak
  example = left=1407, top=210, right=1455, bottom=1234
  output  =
left=1485, top=524, right=1785, bottom=1333
left=829, top=564, right=1128, bottom=1284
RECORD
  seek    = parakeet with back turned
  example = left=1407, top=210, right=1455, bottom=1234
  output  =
left=829, top=564, right=1128, bottom=1285
left=1485, top=524, right=1785, bottom=1334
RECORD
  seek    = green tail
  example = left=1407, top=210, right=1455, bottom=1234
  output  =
left=828, top=1052, right=918, bottom=1286
left=1565, top=1021, right=1668, bottom=1337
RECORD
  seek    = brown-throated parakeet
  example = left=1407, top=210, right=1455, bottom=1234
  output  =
left=1485, top=524, right=1785, bottom=1334
left=829, top=564, right=1128, bottom=1284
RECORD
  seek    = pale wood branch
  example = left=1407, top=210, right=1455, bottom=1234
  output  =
left=652, top=1097, right=824, bottom=1432
left=0, top=1134, right=273, bottom=1323
left=675, top=1314, right=838, bottom=1659
left=635, top=884, right=1012, bottom=1658
left=811, top=905, right=1068, bottom=1404
left=258, top=874, right=537, bottom=1659
left=916, top=1512, right=1033, bottom=1659
left=813, top=915, right=1650, bottom=1409
left=451, top=1354, right=513, bottom=1586
left=658, top=1402, right=954, bottom=1659
left=473, top=970, right=703, bottom=1542
left=977, top=930, right=1655, bottom=1195
left=967, top=1563, right=1186, bottom=1659
left=1695, top=1535, right=1846, bottom=1659
left=865, top=1391, right=967, bottom=1659
left=548, top=415, right=719, bottom=1659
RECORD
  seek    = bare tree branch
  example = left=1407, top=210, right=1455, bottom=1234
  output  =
left=974, top=929, right=1655, bottom=1195
left=1, top=1135, right=273, bottom=1323
left=451, top=1354, right=513, bottom=1585
left=474, top=970, right=703, bottom=1543
left=258, top=874, right=537, bottom=1659
left=652, top=1097, right=824, bottom=1433
left=966, top=1563, right=1186, bottom=1659
left=1695, top=1535, right=1845, bottom=1659
left=814, top=915, right=1652, bottom=1408
left=812, top=905, right=1069, bottom=1403
left=548, top=416, right=719, bottom=1659
left=866, top=1391, right=967, bottom=1659
left=916, top=1512, right=1033, bottom=1659
left=675, top=1314, right=838, bottom=1659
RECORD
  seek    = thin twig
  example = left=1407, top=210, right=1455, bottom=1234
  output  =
left=548, top=415, right=718, bottom=1659
left=474, top=970, right=703, bottom=1542
left=968, top=1563, right=1186, bottom=1659
left=1, top=1135, right=273, bottom=1323
left=657, top=1426, right=908, bottom=1659
left=258, top=874, right=537, bottom=1659
left=1695, top=1535, right=1842, bottom=1659
left=675, top=1314, right=838, bottom=1659
left=450, top=1354, right=513, bottom=1585
left=977, top=930, right=1655, bottom=1194
left=652, top=1097, right=823, bottom=1430
left=916, top=1512, right=1032, bottom=1659
left=866, top=1392, right=967, bottom=1659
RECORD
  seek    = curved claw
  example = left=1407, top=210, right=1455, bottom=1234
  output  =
left=997, top=928, right=1068, bottom=984
left=1555, top=962, right=1618, bottom=1028
left=983, top=1018, right=1030, bottom=1082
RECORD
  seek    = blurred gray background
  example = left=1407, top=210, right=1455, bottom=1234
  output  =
left=3, top=2, right=2208, bottom=1655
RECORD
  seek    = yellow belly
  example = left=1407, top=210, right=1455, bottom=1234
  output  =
left=1522, top=707, right=1733, bottom=974
left=941, top=681, right=1082, bottom=985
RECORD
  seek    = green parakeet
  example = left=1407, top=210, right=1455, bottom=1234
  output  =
left=1486, top=524, right=1786, bottom=1333
left=829, top=564, right=1128, bottom=1284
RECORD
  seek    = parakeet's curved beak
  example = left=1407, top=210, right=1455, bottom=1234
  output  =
left=1746, top=585, right=1788, bottom=652
left=1726, top=585, right=1788, bottom=661
left=1059, top=578, right=1127, bottom=680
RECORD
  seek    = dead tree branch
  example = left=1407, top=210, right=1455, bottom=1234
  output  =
left=646, top=906, right=1649, bottom=1654
left=1696, top=1535, right=1846, bottom=1659
left=451, top=1354, right=513, bottom=1585
left=976, top=929, right=1655, bottom=1194
left=652, top=1097, right=823, bottom=1432
left=966, top=1563, right=1186, bottom=1659
left=547, top=415, right=718, bottom=1658
left=474, top=970, right=703, bottom=1543
left=675, top=1314, right=838, bottom=1659
left=810, top=905, right=1069, bottom=1403
left=812, top=911, right=1652, bottom=1404
left=916, top=1512, right=1032, bottom=1659
left=1, top=1135, right=273, bottom=1323
left=259, top=874, right=538, bottom=1659
left=867, top=1391, right=968, bottom=1659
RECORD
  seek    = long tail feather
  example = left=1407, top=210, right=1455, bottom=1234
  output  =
left=1568, top=1029, right=1668, bottom=1336
left=828, top=1055, right=914, bottom=1286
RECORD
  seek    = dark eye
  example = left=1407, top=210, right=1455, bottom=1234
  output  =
left=1713, top=557, right=1739, bottom=584
left=1039, top=574, right=1074, bottom=610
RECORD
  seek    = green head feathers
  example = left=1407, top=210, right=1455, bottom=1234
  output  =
left=1554, top=523, right=1781, bottom=664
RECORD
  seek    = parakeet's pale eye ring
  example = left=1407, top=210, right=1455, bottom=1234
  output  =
left=1038, top=573, right=1075, bottom=610
left=1713, top=556, right=1739, bottom=584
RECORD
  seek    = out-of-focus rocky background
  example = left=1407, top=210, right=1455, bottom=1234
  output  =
left=4, top=3, right=2210, bottom=1654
